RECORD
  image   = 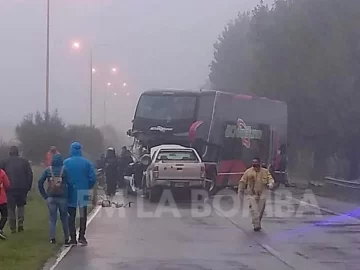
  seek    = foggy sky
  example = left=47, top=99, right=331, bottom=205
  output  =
left=0, top=0, right=264, bottom=131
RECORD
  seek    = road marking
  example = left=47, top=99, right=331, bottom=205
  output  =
left=213, top=206, right=295, bottom=269
left=47, top=205, right=101, bottom=270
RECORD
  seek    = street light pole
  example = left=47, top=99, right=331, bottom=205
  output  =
left=90, top=49, right=93, bottom=126
left=103, top=91, right=107, bottom=126
left=45, top=0, right=50, bottom=120
left=104, top=83, right=110, bottom=126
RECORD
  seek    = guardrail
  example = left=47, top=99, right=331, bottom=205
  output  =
left=324, top=176, right=360, bottom=189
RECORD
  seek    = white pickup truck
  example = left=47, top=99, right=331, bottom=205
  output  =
left=142, top=144, right=206, bottom=202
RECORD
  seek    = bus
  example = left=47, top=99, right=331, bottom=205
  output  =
left=128, top=89, right=288, bottom=193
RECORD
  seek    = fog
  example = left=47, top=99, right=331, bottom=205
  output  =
left=0, top=0, right=264, bottom=139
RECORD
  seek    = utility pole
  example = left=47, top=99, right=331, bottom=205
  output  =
left=45, top=0, right=50, bottom=120
left=90, top=49, right=93, bottom=126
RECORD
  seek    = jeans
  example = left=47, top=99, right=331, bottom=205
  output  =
left=47, top=197, right=69, bottom=239
left=68, top=206, right=87, bottom=240
left=0, top=203, right=8, bottom=231
left=7, top=191, right=27, bottom=231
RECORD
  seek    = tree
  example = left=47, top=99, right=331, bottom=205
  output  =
left=209, top=0, right=360, bottom=179
left=16, top=111, right=105, bottom=163
left=16, top=111, right=68, bottom=163
left=66, top=125, right=104, bottom=160
left=209, top=12, right=254, bottom=94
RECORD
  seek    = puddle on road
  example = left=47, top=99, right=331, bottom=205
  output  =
left=327, top=230, right=360, bottom=234
left=314, top=223, right=360, bottom=227
left=263, top=218, right=287, bottom=224
left=113, top=259, right=256, bottom=270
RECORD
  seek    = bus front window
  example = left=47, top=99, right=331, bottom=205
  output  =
left=135, top=94, right=197, bottom=121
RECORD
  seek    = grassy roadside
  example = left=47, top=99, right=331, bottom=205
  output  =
left=0, top=166, right=95, bottom=270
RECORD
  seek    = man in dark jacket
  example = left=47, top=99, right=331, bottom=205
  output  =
left=1, top=146, right=33, bottom=233
left=104, top=148, right=119, bottom=196
left=118, top=146, right=132, bottom=188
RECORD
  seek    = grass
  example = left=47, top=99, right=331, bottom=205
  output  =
left=0, top=166, right=95, bottom=270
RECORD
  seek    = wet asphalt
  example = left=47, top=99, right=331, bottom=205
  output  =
left=53, top=188, right=360, bottom=270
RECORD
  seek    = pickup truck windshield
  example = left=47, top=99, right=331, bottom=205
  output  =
left=156, top=150, right=199, bottom=162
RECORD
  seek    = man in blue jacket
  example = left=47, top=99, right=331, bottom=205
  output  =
left=64, top=142, right=96, bottom=246
left=38, top=154, right=70, bottom=246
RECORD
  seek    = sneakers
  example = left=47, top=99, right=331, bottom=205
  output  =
left=64, top=239, right=70, bottom=247
left=69, top=238, right=78, bottom=246
left=50, top=238, right=56, bottom=244
left=78, top=237, right=88, bottom=246
left=253, top=226, right=261, bottom=232
left=0, top=230, right=7, bottom=240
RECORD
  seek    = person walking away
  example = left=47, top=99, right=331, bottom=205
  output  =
left=1, top=146, right=33, bottom=233
left=64, top=142, right=96, bottom=246
left=238, top=157, right=274, bottom=231
left=96, top=154, right=106, bottom=188
left=38, top=154, right=70, bottom=246
left=104, top=148, right=119, bottom=197
left=118, top=146, right=132, bottom=188
left=45, top=146, right=60, bottom=167
left=0, top=169, right=10, bottom=239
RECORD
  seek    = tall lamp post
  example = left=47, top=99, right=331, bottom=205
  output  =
left=45, top=0, right=50, bottom=119
left=72, top=42, right=117, bottom=127
left=104, top=81, right=128, bottom=126
left=104, top=82, right=111, bottom=126
left=90, top=49, right=93, bottom=126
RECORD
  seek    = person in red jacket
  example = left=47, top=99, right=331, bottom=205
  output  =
left=46, top=146, right=60, bottom=167
left=0, top=169, right=10, bottom=240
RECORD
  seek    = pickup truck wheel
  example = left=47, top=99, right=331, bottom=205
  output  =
left=149, top=186, right=161, bottom=203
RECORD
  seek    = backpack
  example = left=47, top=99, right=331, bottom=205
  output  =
left=47, top=166, right=65, bottom=196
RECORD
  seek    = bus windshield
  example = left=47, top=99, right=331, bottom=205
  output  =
left=135, top=94, right=197, bottom=121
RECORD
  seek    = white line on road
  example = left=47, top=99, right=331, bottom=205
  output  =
left=213, top=206, right=295, bottom=269
left=47, top=205, right=102, bottom=270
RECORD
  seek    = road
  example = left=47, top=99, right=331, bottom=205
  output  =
left=52, top=187, right=360, bottom=270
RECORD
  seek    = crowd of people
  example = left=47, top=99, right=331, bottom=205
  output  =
left=0, top=142, right=96, bottom=247
left=97, top=146, right=133, bottom=197
left=0, top=141, right=278, bottom=244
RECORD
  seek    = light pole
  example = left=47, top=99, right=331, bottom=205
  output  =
left=72, top=42, right=94, bottom=126
left=90, top=49, right=93, bottom=126
left=72, top=42, right=118, bottom=126
left=45, top=0, right=50, bottom=119
left=104, top=82, right=111, bottom=126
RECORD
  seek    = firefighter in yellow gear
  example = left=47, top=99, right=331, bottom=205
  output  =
left=238, top=157, right=275, bottom=231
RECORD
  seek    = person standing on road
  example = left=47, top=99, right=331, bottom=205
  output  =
left=1, top=146, right=33, bottom=233
left=0, top=169, right=10, bottom=240
left=64, top=142, right=96, bottom=246
left=38, top=154, right=70, bottom=246
left=238, top=157, right=274, bottom=231
left=118, top=146, right=132, bottom=188
left=104, top=147, right=119, bottom=197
